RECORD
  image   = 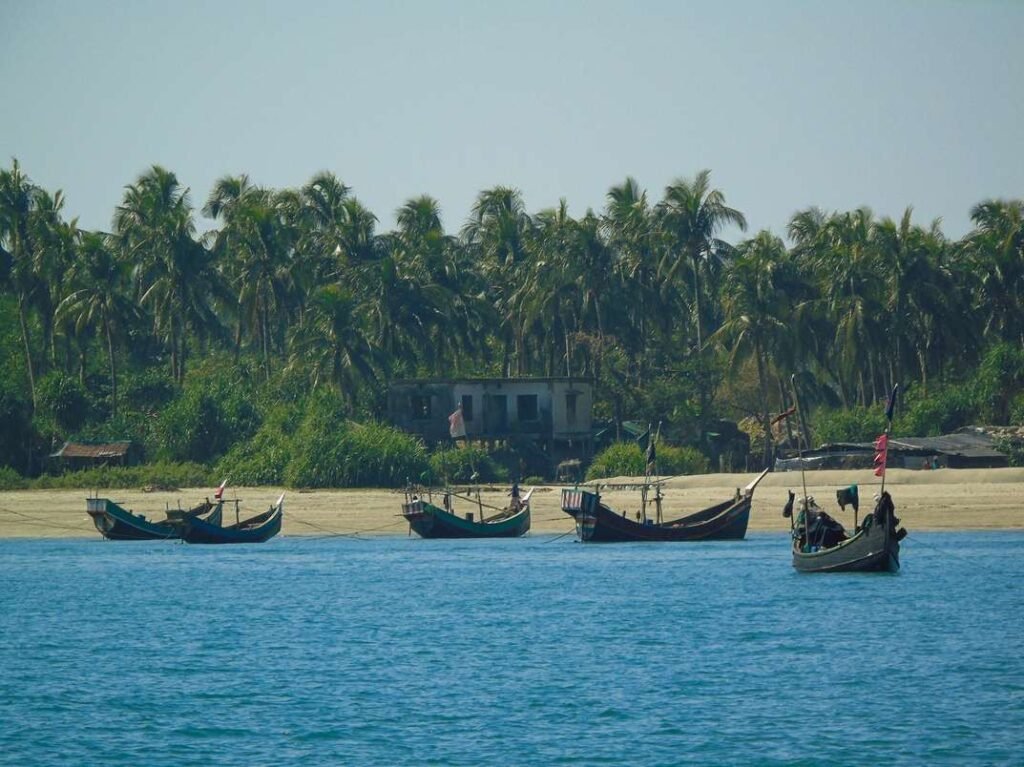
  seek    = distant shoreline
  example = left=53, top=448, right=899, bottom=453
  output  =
left=1, top=467, right=1021, bottom=539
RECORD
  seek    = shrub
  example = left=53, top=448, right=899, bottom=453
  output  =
left=586, top=443, right=646, bottom=480
left=656, top=444, right=711, bottom=475
left=284, top=400, right=429, bottom=488
left=35, top=372, right=91, bottom=436
left=0, top=465, right=28, bottom=490
left=811, top=405, right=887, bottom=444
left=429, top=445, right=501, bottom=484
left=31, top=461, right=213, bottom=490
left=214, top=404, right=300, bottom=486
left=895, top=384, right=977, bottom=437
left=154, top=375, right=260, bottom=464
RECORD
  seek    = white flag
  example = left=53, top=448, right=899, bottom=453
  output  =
left=448, top=406, right=466, bottom=438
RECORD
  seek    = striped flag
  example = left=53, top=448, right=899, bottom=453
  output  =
left=873, top=434, right=889, bottom=478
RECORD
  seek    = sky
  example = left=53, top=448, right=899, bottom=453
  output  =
left=1, top=0, right=1022, bottom=241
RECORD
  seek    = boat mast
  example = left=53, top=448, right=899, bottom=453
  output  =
left=640, top=421, right=652, bottom=523
left=879, top=384, right=899, bottom=497
left=653, top=421, right=663, bottom=524
left=790, top=375, right=810, bottom=546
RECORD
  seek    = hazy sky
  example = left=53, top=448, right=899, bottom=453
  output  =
left=2, top=0, right=1021, bottom=240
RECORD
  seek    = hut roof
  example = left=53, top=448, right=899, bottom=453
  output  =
left=51, top=441, right=133, bottom=459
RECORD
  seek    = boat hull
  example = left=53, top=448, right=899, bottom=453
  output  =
left=792, top=520, right=900, bottom=573
left=792, top=492, right=904, bottom=573
left=181, top=502, right=282, bottom=544
left=402, top=500, right=530, bottom=539
left=86, top=498, right=178, bottom=540
left=561, top=489, right=751, bottom=543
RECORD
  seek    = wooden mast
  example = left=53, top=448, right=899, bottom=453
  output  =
left=790, top=375, right=811, bottom=549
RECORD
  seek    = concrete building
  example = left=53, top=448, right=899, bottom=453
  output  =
left=387, top=377, right=594, bottom=468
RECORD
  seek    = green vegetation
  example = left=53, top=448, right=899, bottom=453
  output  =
left=2, top=159, right=1022, bottom=485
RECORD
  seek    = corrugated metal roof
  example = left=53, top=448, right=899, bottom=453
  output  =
left=815, top=429, right=1006, bottom=459
left=52, top=441, right=132, bottom=459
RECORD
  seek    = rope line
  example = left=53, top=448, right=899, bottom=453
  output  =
left=0, top=507, right=94, bottom=533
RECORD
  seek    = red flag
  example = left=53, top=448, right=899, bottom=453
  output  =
left=448, top=406, right=466, bottom=439
left=214, top=478, right=227, bottom=500
left=873, top=434, right=888, bottom=477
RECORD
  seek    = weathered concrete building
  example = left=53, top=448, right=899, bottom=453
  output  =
left=387, top=378, right=593, bottom=466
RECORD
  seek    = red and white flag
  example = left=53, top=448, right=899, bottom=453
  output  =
left=873, top=434, right=889, bottom=477
left=215, top=479, right=227, bottom=500
left=448, top=406, right=466, bottom=439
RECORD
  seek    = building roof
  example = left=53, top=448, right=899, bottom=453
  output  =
left=390, top=377, right=592, bottom=386
left=814, top=429, right=1006, bottom=460
left=51, top=441, right=133, bottom=459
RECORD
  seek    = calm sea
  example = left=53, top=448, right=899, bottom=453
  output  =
left=1, top=532, right=1021, bottom=766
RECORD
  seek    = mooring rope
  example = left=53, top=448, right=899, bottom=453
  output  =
left=0, top=506, right=94, bottom=533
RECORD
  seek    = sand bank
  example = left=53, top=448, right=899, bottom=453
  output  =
left=0, top=467, right=1021, bottom=539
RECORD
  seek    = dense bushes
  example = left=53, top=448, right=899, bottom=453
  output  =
left=586, top=441, right=711, bottom=480
left=30, top=462, right=212, bottom=490
left=282, top=393, right=429, bottom=487
left=429, top=445, right=502, bottom=483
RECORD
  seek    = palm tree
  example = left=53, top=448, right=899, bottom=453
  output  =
left=114, top=165, right=220, bottom=383
left=603, top=178, right=662, bottom=360
left=713, top=231, right=802, bottom=467
left=461, top=187, right=535, bottom=375
left=966, top=199, right=1024, bottom=346
left=288, top=284, right=380, bottom=406
left=205, top=176, right=299, bottom=377
left=655, top=170, right=746, bottom=431
left=0, top=159, right=40, bottom=406
left=57, top=232, right=138, bottom=416
left=656, top=170, right=747, bottom=351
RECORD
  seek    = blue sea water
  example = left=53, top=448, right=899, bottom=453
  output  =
left=1, top=532, right=1022, bottom=766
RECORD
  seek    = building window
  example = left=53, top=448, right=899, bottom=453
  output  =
left=517, top=394, right=538, bottom=422
left=461, top=395, right=474, bottom=421
left=410, top=395, right=431, bottom=419
left=566, top=393, right=578, bottom=425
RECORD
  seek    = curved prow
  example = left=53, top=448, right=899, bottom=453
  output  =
left=742, top=467, right=772, bottom=498
left=520, top=488, right=534, bottom=507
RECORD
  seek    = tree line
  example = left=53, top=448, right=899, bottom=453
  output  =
left=1, top=158, right=1022, bottom=477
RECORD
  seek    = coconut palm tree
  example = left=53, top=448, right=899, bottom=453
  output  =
left=0, top=159, right=40, bottom=406
left=966, top=199, right=1024, bottom=346
left=57, top=232, right=139, bottom=416
left=655, top=171, right=746, bottom=432
left=656, top=170, right=747, bottom=351
left=461, top=187, right=535, bottom=375
left=114, top=165, right=219, bottom=383
left=713, top=231, right=803, bottom=467
left=205, top=176, right=299, bottom=377
left=288, top=284, right=380, bottom=406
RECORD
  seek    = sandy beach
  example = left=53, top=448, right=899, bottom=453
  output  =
left=1, top=467, right=1021, bottom=539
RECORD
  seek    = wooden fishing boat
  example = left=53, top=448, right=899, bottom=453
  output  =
left=180, top=494, right=284, bottom=544
left=560, top=468, right=770, bottom=543
left=790, top=490, right=906, bottom=573
left=86, top=496, right=223, bottom=541
left=784, top=380, right=906, bottom=572
left=401, top=487, right=532, bottom=539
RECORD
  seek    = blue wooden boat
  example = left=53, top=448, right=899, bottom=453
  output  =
left=561, top=469, right=769, bottom=543
left=791, top=490, right=906, bottom=573
left=181, top=494, right=284, bottom=544
left=401, top=488, right=532, bottom=539
left=86, top=496, right=223, bottom=541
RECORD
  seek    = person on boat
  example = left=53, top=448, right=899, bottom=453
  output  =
left=790, top=494, right=848, bottom=550
left=508, top=481, right=522, bottom=512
